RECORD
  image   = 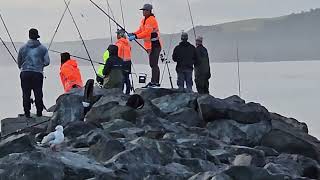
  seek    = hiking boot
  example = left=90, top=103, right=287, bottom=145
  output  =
left=36, top=111, right=42, bottom=117
left=25, top=111, right=31, bottom=118
left=143, top=82, right=160, bottom=88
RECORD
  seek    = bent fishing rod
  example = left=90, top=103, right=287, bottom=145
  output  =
left=63, top=0, right=98, bottom=76
left=48, top=0, right=71, bottom=51
left=49, top=49, right=104, bottom=65
left=89, top=0, right=148, bottom=53
left=186, top=0, right=197, bottom=40
left=0, top=12, right=18, bottom=54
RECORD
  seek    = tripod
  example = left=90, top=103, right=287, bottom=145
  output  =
left=160, top=51, right=174, bottom=89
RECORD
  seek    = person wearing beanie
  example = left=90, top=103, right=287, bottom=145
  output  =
left=17, top=28, right=50, bottom=117
left=59, top=52, right=84, bottom=93
left=172, top=32, right=198, bottom=92
left=128, top=3, right=162, bottom=88
left=116, top=29, right=132, bottom=94
left=103, top=45, right=124, bottom=89
left=195, top=36, right=211, bottom=94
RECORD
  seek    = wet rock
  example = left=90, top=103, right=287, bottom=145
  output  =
left=151, top=93, right=198, bottom=114
left=86, top=102, right=137, bottom=124
left=0, top=133, right=35, bottom=158
left=197, top=95, right=271, bottom=124
left=207, top=119, right=271, bottom=146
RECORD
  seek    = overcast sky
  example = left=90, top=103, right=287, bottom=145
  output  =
left=0, top=0, right=320, bottom=42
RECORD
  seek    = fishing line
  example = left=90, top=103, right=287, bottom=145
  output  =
left=186, top=0, right=197, bottom=40
left=0, top=12, right=18, bottom=54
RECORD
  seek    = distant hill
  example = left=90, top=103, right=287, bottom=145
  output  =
left=1, top=8, right=320, bottom=65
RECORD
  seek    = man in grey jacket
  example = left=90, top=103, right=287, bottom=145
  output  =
left=18, top=28, right=50, bottom=117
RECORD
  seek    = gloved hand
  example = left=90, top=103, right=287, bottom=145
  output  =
left=127, top=33, right=135, bottom=37
left=128, top=34, right=136, bottom=41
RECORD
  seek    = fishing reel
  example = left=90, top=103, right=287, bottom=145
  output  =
left=160, top=50, right=170, bottom=64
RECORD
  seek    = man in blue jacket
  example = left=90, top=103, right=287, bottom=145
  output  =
left=18, top=28, right=50, bottom=117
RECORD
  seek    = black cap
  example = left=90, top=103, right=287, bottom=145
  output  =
left=61, top=52, right=70, bottom=64
left=29, top=28, right=40, bottom=40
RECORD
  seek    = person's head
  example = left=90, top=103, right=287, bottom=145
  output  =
left=196, top=36, right=203, bottom=46
left=181, top=32, right=188, bottom=42
left=116, top=29, right=126, bottom=39
left=108, top=44, right=118, bottom=56
left=61, top=52, right=71, bottom=65
left=29, top=28, right=40, bottom=40
left=126, top=94, right=145, bottom=109
left=140, top=4, right=153, bottom=17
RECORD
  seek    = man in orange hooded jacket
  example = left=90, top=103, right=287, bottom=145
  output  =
left=60, top=52, right=84, bottom=93
left=128, top=4, right=161, bottom=88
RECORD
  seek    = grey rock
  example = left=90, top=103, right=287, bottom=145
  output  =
left=64, top=121, right=100, bottom=139
left=254, top=146, right=279, bottom=157
left=207, top=119, right=271, bottom=146
left=135, top=88, right=180, bottom=101
left=102, top=119, right=135, bottom=133
left=86, top=102, right=137, bottom=124
left=174, top=158, right=218, bottom=173
left=70, top=129, right=111, bottom=148
left=111, top=127, right=145, bottom=139
left=89, top=139, right=125, bottom=162
left=0, top=134, right=35, bottom=158
left=223, top=166, right=289, bottom=180
left=151, top=93, right=198, bottom=114
left=164, top=162, right=194, bottom=178
left=197, top=95, right=271, bottom=124
left=92, top=92, right=129, bottom=107
left=270, top=113, right=308, bottom=133
left=168, top=107, right=204, bottom=127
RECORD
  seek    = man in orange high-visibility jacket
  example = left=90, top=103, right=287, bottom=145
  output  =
left=60, top=52, right=84, bottom=93
left=128, top=4, right=161, bottom=88
left=116, top=29, right=132, bottom=94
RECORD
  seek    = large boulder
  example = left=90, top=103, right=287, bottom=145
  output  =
left=207, top=119, right=271, bottom=146
left=270, top=113, right=308, bottom=133
left=86, top=102, right=137, bottom=124
left=64, top=121, right=100, bottom=139
left=92, top=91, right=129, bottom=107
left=151, top=93, right=198, bottom=114
left=261, top=121, right=320, bottom=162
left=135, top=88, right=180, bottom=101
left=0, top=134, right=35, bottom=158
left=48, top=94, right=84, bottom=132
left=101, top=119, right=135, bottom=133
left=89, top=139, right=126, bottom=162
left=197, top=95, right=271, bottom=124
left=222, top=166, right=288, bottom=180
left=168, top=107, right=204, bottom=127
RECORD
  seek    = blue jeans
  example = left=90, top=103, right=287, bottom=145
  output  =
left=177, top=71, right=193, bottom=91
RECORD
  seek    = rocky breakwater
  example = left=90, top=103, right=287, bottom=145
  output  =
left=0, top=87, right=319, bottom=180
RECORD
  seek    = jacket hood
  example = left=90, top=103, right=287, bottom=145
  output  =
left=63, top=59, right=78, bottom=68
left=118, top=38, right=129, bottom=45
left=108, top=45, right=119, bottom=56
left=26, top=39, right=41, bottom=48
left=180, top=41, right=191, bottom=47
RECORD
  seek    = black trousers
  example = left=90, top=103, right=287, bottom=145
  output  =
left=20, top=71, right=44, bottom=114
left=195, top=78, right=210, bottom=94
left=149, top=46, right=161, bottom=84
left=122, top=61, right=132, bottom=94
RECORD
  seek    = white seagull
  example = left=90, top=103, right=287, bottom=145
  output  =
left=41, top=125, right=65, bottom=151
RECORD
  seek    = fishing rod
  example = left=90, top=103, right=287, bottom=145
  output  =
left=89, top=0, right=148, bottom=53
left=119, top=0, right=126, bottom=30
left=48, top=0, right=72, bottom=51
left=49, top=49, right=104, bottom=65
left=186, top=0, right=197, bottom=40
left=0, top=12, right=18, bottom=54
left=0, top=35, right=18, bottom=64
left=106, top=0, right=113, bottom=43
left=63, top=0, right=98, bottom=75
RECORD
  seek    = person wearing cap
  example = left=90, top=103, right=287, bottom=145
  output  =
left=172, top=32, right=198, bottom=92
left=102, top=45, right=124, bottom=89
left=128, top=3, right=161, bottom=88
left=96, top=49, right=109, bottom=86
left=17, top=28, right=50, bottom=118
left=195, top=36, right=211, bottom=94
left=116, top=29, right=132, bottom=94
left=59, top=52, right=84, bottom=93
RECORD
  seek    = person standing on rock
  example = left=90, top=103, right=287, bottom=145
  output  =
left=59, top=52, right=84, bottom=93
left=116, top=29, right=132, bottom=94
left=195, top=36, right=211, bottom=94
left=18, top=28, right=50, bottom=118
left=103, top=45, right=124, bottom=89
left=128, top=4, right=162, bottom=88
left=172, top=32, right=198, bottom=92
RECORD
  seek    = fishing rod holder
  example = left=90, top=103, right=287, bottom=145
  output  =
left=138, top=73, right=147, bottom=84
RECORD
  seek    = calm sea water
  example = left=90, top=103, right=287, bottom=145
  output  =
left=1, top=61, right=319, bottom=138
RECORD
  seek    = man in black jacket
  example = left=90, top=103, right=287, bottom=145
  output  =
left=172, top=32, right=198, bottom=92
left=103, top=45, right=124, bottom=89
left=195, top=36, right=211, bottom=94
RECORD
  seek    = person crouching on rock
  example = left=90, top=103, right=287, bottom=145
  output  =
left=60, top=52, right=84, bottom=93
left=102, top=45, right=124, bottom=90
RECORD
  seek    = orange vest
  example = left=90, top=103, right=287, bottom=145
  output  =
left=116, top=38, right=131, bottom=61
left=60, top=59, right=83, bottom=92
left=134, top=15, right=161, bottom=50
